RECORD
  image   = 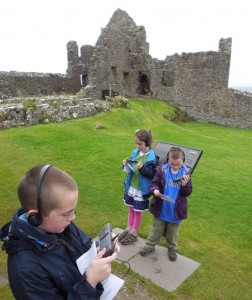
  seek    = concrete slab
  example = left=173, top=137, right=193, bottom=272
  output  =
left=112, top=227, right=200, bottom=292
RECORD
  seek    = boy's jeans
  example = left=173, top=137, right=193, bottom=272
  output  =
left=146, top=216, right=181, bottom=249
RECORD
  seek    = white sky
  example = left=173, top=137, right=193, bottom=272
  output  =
left=0, top=0, right=251, bottom=88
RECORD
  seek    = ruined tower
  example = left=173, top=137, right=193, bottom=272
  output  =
left=2, top=9, right=247, bottom=129
left=66, top=9, right=232, bottom=105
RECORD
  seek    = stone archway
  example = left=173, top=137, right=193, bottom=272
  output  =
left=138, top=72, right=150, bottom=95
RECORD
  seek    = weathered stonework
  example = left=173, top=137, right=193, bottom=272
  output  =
left=0, top=9, right=251, bottom=129
left=0, top=71, right=80, bottom=97
left=0, top=96, right=116, bottom=129
left=65, top=9, right=251, bottom=129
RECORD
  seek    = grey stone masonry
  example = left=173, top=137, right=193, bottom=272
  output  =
left=0, top=95, right=115, bottom=129
left=66, top=9, right=251, bottom=129
left=0, top=9, right=251, bottom=128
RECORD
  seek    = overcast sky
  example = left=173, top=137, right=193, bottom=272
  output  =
left=0, top=0, right=251, bottom=88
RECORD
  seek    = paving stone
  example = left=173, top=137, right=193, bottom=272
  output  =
left=112, top=227, right=200, bottom=292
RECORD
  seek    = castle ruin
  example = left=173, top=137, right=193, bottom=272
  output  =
left=0, top=9, right=251, bottom=129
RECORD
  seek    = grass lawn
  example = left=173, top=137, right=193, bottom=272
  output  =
left=0, top=98, right=251, bottom=299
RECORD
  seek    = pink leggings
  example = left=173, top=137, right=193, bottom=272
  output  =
left=127, top=206, right=143, bottom=234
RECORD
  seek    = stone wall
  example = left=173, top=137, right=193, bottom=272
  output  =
left=0, top=95, right=113, bottom=129
left=66, top=10, right=231, bottom=101
left=178, top=88, right=252, bottom=129
left=66, top=9, right=251, bottom=129
left=0, top=9, right=251, bottom=129
left=0, top=71, right=80, bottom=97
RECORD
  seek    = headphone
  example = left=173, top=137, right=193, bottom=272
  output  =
left=167, top=147, right=185, bottom=163
left=27, top=165, right=52, bottom=227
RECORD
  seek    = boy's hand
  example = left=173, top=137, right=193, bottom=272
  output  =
left=86, top=248, right=118, bottom=288
left=123, top=158, right=128, bottom=166
left=114, top=241, right=120, bottom=253
left=136, top=162, right=143, bottom=169
left=153, top=189, right=161, bottom=197
left=181, top=175, right=190, bottom=186
left=112, top=233, right=120, bottom=253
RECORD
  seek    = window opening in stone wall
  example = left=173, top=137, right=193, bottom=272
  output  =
left=138, top=72, right=150, bottom=95
left=40, top=89, right=47, bottom=95
left=101, top=89, right=119, bottom=99
left=162, top=71, right=174, bottom=87
left=102, top=90, right=110, bottom=99
left=80, top=74, right=88, bottom=86
left=123, top=72, right=129, bottom=97
left=123, top=72, right=129, bottom=79
left=111, top=66, right=117, bottom=84
left=111, top=66, right=117, bottom=76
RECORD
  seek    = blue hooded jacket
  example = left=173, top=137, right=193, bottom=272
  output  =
left=124, top=148, right=159, bottom=199
left=0, top=208, right=103, bottom=300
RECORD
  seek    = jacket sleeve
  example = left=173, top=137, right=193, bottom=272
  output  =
left=67, top=273, right=104, bottom=300
left=180, top=178, right=193, bottom=197
left=148, top=167, right=164, bottom=216
left=150, top=167, right=163, bottom=194
left=9, top=265, right=103, bottom=300
left=139, top=164, right=154, bottom=178
left=139, top=158, right=159, bottom=179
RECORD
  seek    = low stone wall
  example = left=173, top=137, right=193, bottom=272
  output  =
left=0, top=71, right=80, bottom=97
left=176, top=88, right=252, bottom=129
left=185, top=89, right=252, bottom=129
left=0, top=90, right=251, bottom=129
left=0, top=95, right=114, bottom=129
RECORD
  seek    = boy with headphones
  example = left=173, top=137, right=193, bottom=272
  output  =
left=139, top=147, right=192, bottom=261
left=0, top=165, right=119, bottom=300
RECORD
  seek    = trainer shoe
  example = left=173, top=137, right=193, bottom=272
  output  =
left=118, top=230, right=129, bottom=242
left=168, top=247, right=177, bottom=261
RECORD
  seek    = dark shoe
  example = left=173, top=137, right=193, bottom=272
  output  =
left=168, top=247, right=177, bottom=261
left=120, top=233, right=138, bottom=245
left=118, top=230, right=129, bottom=242
left=139, top=246, right=155, bottom=256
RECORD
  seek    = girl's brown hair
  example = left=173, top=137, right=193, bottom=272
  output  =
left=135, top=129, right=152, bottom=147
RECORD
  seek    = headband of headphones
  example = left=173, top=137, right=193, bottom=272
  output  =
left=27, top=164, right=52, bottom=227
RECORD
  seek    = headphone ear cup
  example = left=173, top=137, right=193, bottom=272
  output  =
left=167, top=151, right=170, bottom=162
left=28, top=212, right=42, bottom=227
left=28, top=164, right=52, bottom=227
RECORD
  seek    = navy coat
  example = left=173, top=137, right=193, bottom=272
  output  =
left=0, top=209, right=103, bottom=300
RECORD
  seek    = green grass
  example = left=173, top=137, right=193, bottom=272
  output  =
left=0, top=99, right=251, bottom=299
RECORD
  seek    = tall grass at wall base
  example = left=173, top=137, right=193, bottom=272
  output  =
left=0, top=99, right=251, bottom=299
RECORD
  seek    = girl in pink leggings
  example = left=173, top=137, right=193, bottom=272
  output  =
left=119, top=130, right=159, bottom=245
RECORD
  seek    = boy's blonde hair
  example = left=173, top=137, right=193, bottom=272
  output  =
left=18, top=165, right=77, bottom=216
left=167, top=147, right=185, bottom=162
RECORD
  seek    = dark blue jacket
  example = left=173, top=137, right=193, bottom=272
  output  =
left=124, top=148, right=159, bottom=199
left=0, top=209, right=103, bottom=300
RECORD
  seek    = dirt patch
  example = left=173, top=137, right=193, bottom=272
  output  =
left=114, top=275, right=158, bottom=300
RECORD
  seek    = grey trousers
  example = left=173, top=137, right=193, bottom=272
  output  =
left=146, top=216, right=181, bottom=250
